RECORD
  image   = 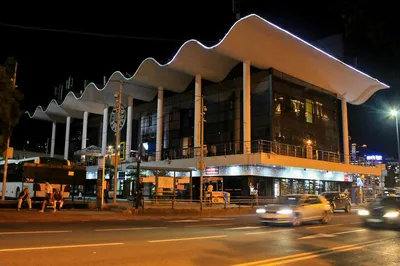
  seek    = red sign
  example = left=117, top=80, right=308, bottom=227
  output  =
left=205, top=167, right=219, bottom=175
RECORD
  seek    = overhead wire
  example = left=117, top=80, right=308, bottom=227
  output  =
left=0, top=21, right=216, bottom=43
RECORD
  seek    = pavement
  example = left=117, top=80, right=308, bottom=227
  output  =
left=0, top=209, right=398, bottom=266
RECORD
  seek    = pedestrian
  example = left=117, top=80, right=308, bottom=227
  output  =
left=135, top=178, right=144, bottom=209
left=39, top=180, right=53, bottom=212
left=52, top=188, right=64, bottom=212
left=17, top=187, right=32, bottom=211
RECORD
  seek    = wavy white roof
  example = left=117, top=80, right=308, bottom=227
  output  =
left=27, top=14, right=389, bottom=122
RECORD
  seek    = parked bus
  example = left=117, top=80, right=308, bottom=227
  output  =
left=0, top=157, right=85, bottom=200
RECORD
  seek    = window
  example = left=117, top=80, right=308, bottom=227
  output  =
left=305, top=99, right=313, bottom=123
left=305, top=196, right=321, bottom=204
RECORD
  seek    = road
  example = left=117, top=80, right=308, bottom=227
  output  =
left=0, top=211, right=398, bottom=266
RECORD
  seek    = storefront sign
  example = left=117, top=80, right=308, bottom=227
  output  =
left=205, top=167, right=219, bottom=175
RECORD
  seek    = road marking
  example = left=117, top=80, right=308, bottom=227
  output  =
left=245, top=229, right=294, bottom=235
left=298, top=229, right=365, bottom=240
left=349, top=222, right=362, bottom=225
left=185, top=223, right=233, bottom=228
left=232, top=238, right=394, bottom=266
left=226, top=226, right=263, bottom=231
left=334, top=229, right=365, bottom=235
left=95, top=227, right=166, bottom=232
left=298, top=233, right=335, bottom=240
left=306, top=224, right=343, bottom=229
left=200, top=217, right=234, bottom=221
left=149, top=235, right=227, bottom=243
left=0, top=242, right=124, bottom=252
left=0, top=230, right=72, bottom=235
left=168, top=219, right=199, bottom=223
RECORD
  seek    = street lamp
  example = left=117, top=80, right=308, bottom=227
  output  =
left=390, top=109, right=400, bottom=185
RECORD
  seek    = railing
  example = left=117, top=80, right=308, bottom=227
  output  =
left=140, top=195, right=277, bottom=210
left=147, top=139, right=380, bottom=168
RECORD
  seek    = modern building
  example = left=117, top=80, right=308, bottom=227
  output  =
left=26, top=14, right=388, bottom=198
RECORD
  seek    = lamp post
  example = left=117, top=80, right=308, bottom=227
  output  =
left=390, top=109, right=400, bottom=185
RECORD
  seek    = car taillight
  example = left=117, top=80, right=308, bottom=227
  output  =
left=64, top=185, right=71, bottom=192
left=34, top=184, right=41, bottom=191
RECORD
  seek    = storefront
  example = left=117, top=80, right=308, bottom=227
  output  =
left=191, top=165, right=354, bottom=198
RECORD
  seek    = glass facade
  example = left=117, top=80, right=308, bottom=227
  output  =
left=135, top=66, right=340, bottom=159
left=272, top=70, right=340, bottom=152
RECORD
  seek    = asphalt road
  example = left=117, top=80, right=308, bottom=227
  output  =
left=0, top=211, right=398, bottom=266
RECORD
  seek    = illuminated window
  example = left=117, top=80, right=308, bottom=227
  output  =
left=290, top=99, right=303, bottom=115
left=305, top=99, right=313, bottom=123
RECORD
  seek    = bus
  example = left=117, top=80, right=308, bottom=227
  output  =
left=0, top=157, right=85, bottom=200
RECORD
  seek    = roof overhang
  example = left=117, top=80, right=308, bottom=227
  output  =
left=27, top=14, right=389, bottom=122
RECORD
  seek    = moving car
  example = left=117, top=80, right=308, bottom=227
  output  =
left=321, top=192, right=351, bottom=213
left=358, top=196, right=400, bottom=229
left=256, top=194, right=331, bottom=226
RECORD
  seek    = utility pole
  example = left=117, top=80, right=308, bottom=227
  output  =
left=113, top=81, right=123, bottom=204
left=198, top=95, right=207, bottom=210
left=2, top=61, right=17, bottom=201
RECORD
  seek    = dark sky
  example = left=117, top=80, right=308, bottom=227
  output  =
left=1, top=1, right=398, bottom=157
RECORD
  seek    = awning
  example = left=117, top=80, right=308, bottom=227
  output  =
left=27, top=14, right=389, bottom=122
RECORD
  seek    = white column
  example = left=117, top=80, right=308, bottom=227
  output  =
left=64, top=116, right=71, bottom=160
left=341, top=99, right=350, bottom=164
left=234, top=88, right=241, bottom=152
left=50, top=122, right=56, bottom=158
left=81, top=111, right=89, bottom=161
left=126, top=96, right=133, bottom=161
left=243, top=60, right=251, bottom=154
left=156, top=87, right=164, bottom=161
left=194, top=75, right=202, bottom=155
left=101, top=107, right=108, bottom=156
left=81, top=112, right=89, bottom=149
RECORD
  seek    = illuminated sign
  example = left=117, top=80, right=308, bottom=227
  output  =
left=366, top=155, right=382, bottom=161
left=205, top=167, right=219, bottom=175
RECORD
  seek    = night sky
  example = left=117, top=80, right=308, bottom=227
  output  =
left=1, top=1, right=398, bottom=158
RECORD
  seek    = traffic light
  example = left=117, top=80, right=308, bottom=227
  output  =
left=119, top=142, right=125, bottom=161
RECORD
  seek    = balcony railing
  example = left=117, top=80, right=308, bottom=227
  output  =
left=144, top=140, right=380, bottom=168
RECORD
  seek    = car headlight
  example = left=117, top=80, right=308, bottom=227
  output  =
left=277, top=209, right=293, bottom=214
left=358, top=210, right=370, bottom=216
left=256, top=208, right=266, bottom=214
left=383, top=212, right=399, bottom=218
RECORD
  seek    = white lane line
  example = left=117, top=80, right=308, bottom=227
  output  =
left=334, top=229, right=366, bottom=235
left=168, top=219, right=200, bottom=223
left=149, top=235, right=227, bottom=243
left=185, top=223, right=234, bottom=228
left=232, top=238, right=393, bottom=266
left=0, top=230, right=72, bottom=235
left=226, top=226, right=263, bottom=231
left=0, top=242, right=124, bottom=252
left=245, top=229, right=294, bottom=235
left=306, top=224, right=343, bottom=229
left=200, top=218, right=234, bottom=221
left=95, top=227, right=166, bottom=232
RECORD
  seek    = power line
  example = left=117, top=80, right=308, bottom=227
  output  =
left=0, top=21, right=215, bottom=43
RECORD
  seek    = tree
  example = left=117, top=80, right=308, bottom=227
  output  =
left=0, top=58, right=23, bottom=154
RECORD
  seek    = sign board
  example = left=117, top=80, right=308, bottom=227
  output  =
left=158, top=176, right=174, bottom=188
left=143, top=176, right=156, bottom=183
left=205, top=167, right=219, bottom=175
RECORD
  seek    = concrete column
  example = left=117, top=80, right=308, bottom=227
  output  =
left=156, top=87, right=164, bottom=161
left=234, top=88, right=241, bottom=153
left=243, top=60, right=251, bottom=154
left=64, top=116, right=71, bottom=160
left=81, top=111, right=89, bottom=161
left=194, top=75, right=202, bottom=154
left=126, top=96, right=133, bottom=160
left=101, top=107, right=108, bottom=155
left=50, top=122, right=56, bottom=158
left=341, top=99, right=350, bottom=164
left=81, top=112, right=89, bottom=149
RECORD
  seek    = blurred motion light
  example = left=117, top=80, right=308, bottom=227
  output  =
left=390, top=109, right=398, bottom=116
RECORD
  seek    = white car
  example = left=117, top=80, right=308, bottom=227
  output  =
left=257, top=194, right=332, bottom=226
